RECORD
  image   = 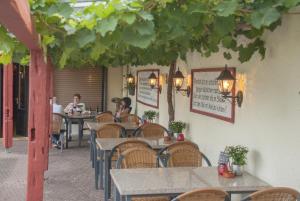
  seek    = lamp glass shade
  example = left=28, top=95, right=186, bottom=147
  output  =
left=217, top=80, right=234, bottom=94
left=173, top=69, right=185, bottom=90
left=216, top=66, right=235, bottom=96
left=148, top=72, right=158, bottom=89
left=126, top=73, right=134, bottom=84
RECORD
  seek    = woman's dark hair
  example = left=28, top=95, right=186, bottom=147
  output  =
left=122, top=97, right=131, bottom=108
left=73, top=93, right=81, bottom=99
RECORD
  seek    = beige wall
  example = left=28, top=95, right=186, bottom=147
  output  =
left=109, top=14, right=300, bottom=192
left=107, top=67, right=123, bottom=112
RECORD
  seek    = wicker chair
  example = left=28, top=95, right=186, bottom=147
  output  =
left=133, top=123, right=170, bottom=138
left=107, top=140, right=151, bottom=198
left=94, top=124, right=126, bottom=189
left=158, top=141, right=211, bottom=167
left=110, top=139, right=151, bottom=161
left=116, top=147, right=169, bottom=201
left=95, top=112, right=114, bottom=123
left=120, top=114, right=141, bottom=124
left=52, top=113, right=67, bottom=152
left=241, top=187, right=300, bottom=201
left=171, top=188, right=229, bottom=201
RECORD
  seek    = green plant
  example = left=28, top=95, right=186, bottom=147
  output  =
left=169, top=121, right=186, bottom=133
left=144, top=110, right=157, bottom=121
left=226, top=145, right=249, bottom=166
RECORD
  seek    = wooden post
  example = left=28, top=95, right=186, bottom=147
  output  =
left=44, top=59, right=53, bottom=171
left=26, top=50, right=51, bottom=201
left=2, top=63, right=14, bottom=150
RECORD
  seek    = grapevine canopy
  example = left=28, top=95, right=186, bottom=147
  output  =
left=0, top=0, right=299, bottom=68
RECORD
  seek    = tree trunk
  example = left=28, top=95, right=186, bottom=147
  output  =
left=167, top=61, right=176, bottom=124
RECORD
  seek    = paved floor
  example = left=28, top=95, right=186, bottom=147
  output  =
left=0, top=134, right=103, bottom=201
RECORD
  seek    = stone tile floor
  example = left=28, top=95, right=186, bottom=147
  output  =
left=0, top=135, right=103, bottom=201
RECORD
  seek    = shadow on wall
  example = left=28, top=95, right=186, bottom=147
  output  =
left=248, top=149, right=263, bottom=176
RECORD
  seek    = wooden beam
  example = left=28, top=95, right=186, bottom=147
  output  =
left=0, top=0, right=39, bottom=49
left=2, top=63, right=14, bottom=150
left=26, top=50, right=51, bottom=201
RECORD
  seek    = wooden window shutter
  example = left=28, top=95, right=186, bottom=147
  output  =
left=54, top=67, right=104, bottom=111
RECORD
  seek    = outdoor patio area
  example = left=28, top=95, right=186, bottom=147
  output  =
left=0, top=136, right=103, bottom=201
left=1, top=0, right=300, bottom=201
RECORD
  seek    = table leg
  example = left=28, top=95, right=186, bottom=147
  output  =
left=91, top=130, right=96, bottom=168
left=78, top=120, right=83, bottom=146
left=113, top=180, right=120, bottom=201
left=104, top=151, right=109, bottom=201
left=94, top=150, right=99, bottom=189
left=65, top=120, right=69, bottom=149
left=90, top=130, right=93, bottom=162
left=99, top=150, right=104, bottom=189
left=228, top=192, right=231, bottom=201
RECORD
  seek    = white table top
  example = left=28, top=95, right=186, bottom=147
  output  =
left=86, top=121, right=139, bottom=131
left=110, top=167, right=270, bottom=196
left=96, top=137, right=176, bottom=151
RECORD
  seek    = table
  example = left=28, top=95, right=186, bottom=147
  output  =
left=96, top=137, right=176, bottom=201
left=65, top=114, right=95, bottom=147
left=86, top=121, right=141, bottom=192
left=86, top=121, right=139, bottom=132
left=86, top=121, right=140, bottom=169
left=111, top=167, right=270, bottom=201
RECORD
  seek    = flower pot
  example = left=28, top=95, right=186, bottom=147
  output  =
left=177, top=133, right=184, bottom=141
left=232, top=164, right=244, bottom=176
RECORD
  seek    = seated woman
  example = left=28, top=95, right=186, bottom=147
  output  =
left=115, top=97, right=132, bottom=121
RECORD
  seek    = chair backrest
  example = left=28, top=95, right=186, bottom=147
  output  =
left=96, top=112, right=114, bottom=123
left=242, top=187, right=300, bottom=201
left=96, top=124, right=125, bottom=138
left=134, top=123, right=168, bottom=138
left=109, top=140, right=151, bottom=165
left=120, top=114, right=140, bottom=124
left=116, top=147, right=158, bottom=169
left=52, top=113, right=63, bottom=134
left=159, top=141, right=211, bottom=167
left=172, top=188, right=229, bottom=201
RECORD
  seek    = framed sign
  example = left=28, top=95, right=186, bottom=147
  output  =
left=190, top=68, right=236, bottom=123
left=137, top=69, right=159, bottom=108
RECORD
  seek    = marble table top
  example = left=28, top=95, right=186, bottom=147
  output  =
left=86, top=121, right=139, bottom=131
left=110, top=167, right=270, bottom=196
left=63, top=113, right=95, bottom=120
left=96, top=137, right=176, bottom=151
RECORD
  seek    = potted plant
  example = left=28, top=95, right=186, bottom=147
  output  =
left=169, top=121, right=186, bottom=140
left=127, top=83, right=135, bottom=96
left=226, top=145, right=249, bottom=176
left=143, top=110, right=158, bottom=123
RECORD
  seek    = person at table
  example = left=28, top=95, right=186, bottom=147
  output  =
left=52, top=97, right=63, bottom=148
left=115, top=97, right=132, bottom=121
left=64, top=93, right=86, bottom=141
left=64, top=93, right=86, bottom=114
left=53, top=96, right=63, bottom=114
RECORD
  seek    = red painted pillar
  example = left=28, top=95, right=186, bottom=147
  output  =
left=44, top=59, right=53, bottom=171
left=2, top=63, right=14, bottom=150
left=26, top=50, right=51, bottom=201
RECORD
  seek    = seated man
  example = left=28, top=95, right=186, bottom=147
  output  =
left=64, top=93, right=86, bottom=141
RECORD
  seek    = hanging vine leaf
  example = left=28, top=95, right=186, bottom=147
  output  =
left=0, top=0, right=299, bottom=68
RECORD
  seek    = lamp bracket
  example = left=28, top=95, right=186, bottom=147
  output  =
left=177, top=86, right=191, bottom=98
left=151, top=85, right=162, bottom=94
left=222, top=90, right=243, bottom=107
